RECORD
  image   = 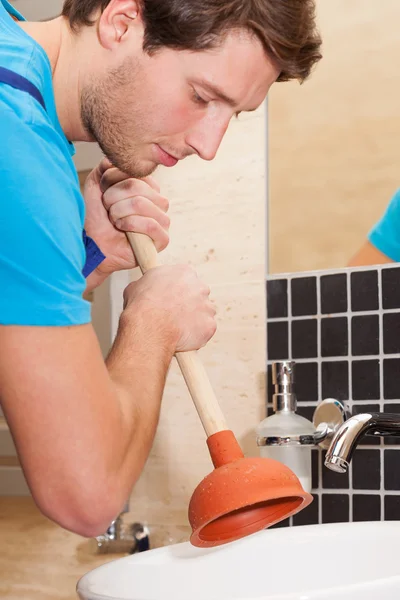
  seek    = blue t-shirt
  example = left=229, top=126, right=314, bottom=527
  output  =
left=0, top=0, right=92, bottom=325
left=369, top=189, right=400, bottom=262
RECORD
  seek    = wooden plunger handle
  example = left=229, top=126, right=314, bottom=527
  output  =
left=126, top=232, right=228, bottom=437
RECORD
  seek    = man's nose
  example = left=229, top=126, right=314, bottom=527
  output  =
left=186, top=114, right=231, bottom=161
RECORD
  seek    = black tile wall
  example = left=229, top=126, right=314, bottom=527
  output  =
left=351, top=270, right=379, bottom=311
left=296, top=405, right=317, bottom=422
left=291, top=277, right=317, bottom=316
left=322, top=494, right=349, bottom=523
left=322, top=450, right=349, bottom=489
left=267, top=321, right=288, bottom=360
left=353, top=495, right=381, bottom=522
left=270, top=517, right=291, bottom=529
left=266, top=265, right=400, bottom=528
left=382, top=268, right=400, bottom=309
left=385, top=496, right=400, bottom=520
left=321, top=361, right=348, bottom=400
left=383, top=313, right=400, bottom=354
left=266, top=279, right=288, bottom=319
left=352, top=450, right=381, bottom=489
left=292, top=319, right=317, bottom=358
left=266, top=364, right=273, bottom=405
left=351, top=315, right=379, bottom=356
left=311, top=449, right=319, bottom=489
left=321, top=317, right=348, bottom=356
left=384, top=450, right=400, bottom=490
left=384, top=403, right=400, bottom=445
left=295, top=362, right=318, bottom=402
left=384, top=359, right=400, bottom=399
left=293, top=494, right=319, bottom=526
left=321, top=273, right=347, bottom=314
left=352, top=360, right=380, bottom=401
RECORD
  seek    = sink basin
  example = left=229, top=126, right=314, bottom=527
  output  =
left=77, top=521, right=400, bottom=600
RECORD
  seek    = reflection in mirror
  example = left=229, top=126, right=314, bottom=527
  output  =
left=268, top=0, right=400, bottom=274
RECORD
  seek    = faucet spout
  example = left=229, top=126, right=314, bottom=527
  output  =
left=325, top=412, right=400, bottom=473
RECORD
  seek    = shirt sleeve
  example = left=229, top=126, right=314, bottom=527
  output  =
left=368, top=189, right=400, bottom=262
left=0, top=108, right=91, bottom=326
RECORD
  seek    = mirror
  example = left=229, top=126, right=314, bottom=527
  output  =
left=268, top=0, right=400, bottom=274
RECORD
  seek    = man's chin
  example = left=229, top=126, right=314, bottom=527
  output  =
left=103, top=154, right=158, bottom=179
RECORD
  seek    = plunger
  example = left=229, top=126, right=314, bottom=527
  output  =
left=127, top=232, right=313, bottom=548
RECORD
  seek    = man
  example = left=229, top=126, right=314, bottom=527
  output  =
left=349, top=189, right=400, bottom=266
left=0, top=0, right=321, bottom=536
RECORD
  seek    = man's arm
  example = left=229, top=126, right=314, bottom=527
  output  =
left=0, top=265, right=216, bottom=537
left=348, top=241, right=394, bottom=267
left=0, top=318, right=172, bottom=537
left=84, top=266, right=109, bottom=294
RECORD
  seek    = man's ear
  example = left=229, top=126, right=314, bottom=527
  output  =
left=98, top=0, right=140, bottom=50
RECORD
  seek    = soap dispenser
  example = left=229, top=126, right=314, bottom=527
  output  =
left=256, top=361, right=316, bottom=493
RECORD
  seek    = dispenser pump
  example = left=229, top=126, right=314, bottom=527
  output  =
left=272, top=361, right=296, bottom=412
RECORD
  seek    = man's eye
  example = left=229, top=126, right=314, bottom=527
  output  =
left=192, top=89, right=209, bottom=106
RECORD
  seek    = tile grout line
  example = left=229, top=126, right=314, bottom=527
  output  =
left=287, top=276, right=293, bottom=527
left=266, top=262, right=397, bottom=281
left=267, top=353, right=399, bottom=362
left=268, top=307, right=400, bottom=321
left=288, top=277, right=292, bottom=361
left=347, top=270, right=353, bottom=522
left=378, top=265, right=385, bottom=521
left=316, top=274, right=322, bottom=524
left=316, top=489, right=400, bottom=495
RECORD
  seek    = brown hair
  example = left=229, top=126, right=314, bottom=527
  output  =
left=62, top=0, right=322, bottom=82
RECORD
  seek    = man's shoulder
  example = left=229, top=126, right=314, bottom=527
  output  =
left=0, top=98, right=75, bottom=184
left=0, top=95, right=84, bottom=235
left=0, top=3, right=46, bottom=85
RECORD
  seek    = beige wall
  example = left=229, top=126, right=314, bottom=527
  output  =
left=269, top=0, right=400, bottom=274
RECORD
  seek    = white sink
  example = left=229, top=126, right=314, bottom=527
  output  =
left=77, top=521, right=400, bottom=600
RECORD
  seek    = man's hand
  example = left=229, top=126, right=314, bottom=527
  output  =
left=122, top=264, right=216, bottom=352
left=83, top=158, right=170, bottom=289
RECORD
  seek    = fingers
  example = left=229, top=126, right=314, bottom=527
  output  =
left=99, top=170, right=170, bottom=253
left=97, top=157, right=114, bottom=178
left=107, top=195, right=170, bottom=253
left=108, top=195, right=169, bottom=226
left=114, top=215, right=170, bottom=252
left=140, top=175, right=160, bottom=193
left=100, top=169, right=161, bottom=195
left=99, top=167, right=131, bottom=192
left=103, top=179, right=169, bottom=213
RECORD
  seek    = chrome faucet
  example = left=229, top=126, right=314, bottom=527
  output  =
left=89, top=502, right=150, bottom=554
left=325, top=412, right=400, bottom=473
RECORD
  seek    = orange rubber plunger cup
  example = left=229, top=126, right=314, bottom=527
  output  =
left=189, top=430, right=312, bottom=547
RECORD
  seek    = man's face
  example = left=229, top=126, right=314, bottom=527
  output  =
left=81, top=30, right=279, bottom=178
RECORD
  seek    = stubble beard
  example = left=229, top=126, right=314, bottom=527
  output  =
left=80, top=59, right=157, bottom=178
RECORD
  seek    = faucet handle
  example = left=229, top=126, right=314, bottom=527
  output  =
left=312, top=399, right=349, bottom=450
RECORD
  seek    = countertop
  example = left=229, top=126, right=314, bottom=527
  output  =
left=0, top=497, right=125, bottom=600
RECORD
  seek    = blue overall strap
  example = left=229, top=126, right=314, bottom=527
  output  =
left=82, top=230, right=106, bottom=278
left=0, top=66, right=106, bottom=278
left=0, top=66, right=45, bottom=110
